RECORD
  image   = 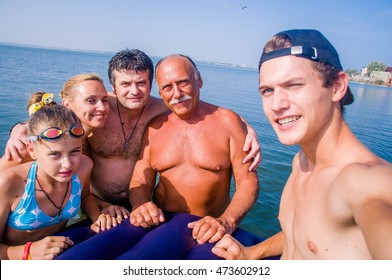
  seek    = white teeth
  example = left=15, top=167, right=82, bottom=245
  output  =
left=278, top=116, right=299, bottom=125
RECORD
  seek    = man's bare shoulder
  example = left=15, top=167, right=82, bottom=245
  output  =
left=146, top=110, right=171, bottom=131
left=146, top=96, right=168, bottom=117
left=215, top=105, right=238, bottom=115
left=335, top=159, right=392, bottom=202
left=341, top=159, right=392, bottom=184
left=217, top=107, right=250, bottom=138
left=212, top=105, right=243, bottom=125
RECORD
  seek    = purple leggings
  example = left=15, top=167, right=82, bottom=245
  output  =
left=55, top=213, right=265, bottom=260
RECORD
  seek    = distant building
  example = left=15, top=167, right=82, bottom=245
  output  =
left=360, top=67, right=368, bottom=77
left=349, top=66, right=391, bottom=86
left=370, top=70, right=392, bottom=84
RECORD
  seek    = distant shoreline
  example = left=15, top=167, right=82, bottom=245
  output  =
left=349, top=80, right=392, bottom=89
left=2, top=42, right=389, bottom=79
left=0, top=41, right=115, bottom=55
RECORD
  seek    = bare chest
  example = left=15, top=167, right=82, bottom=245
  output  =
left=279, top=168, right=361, bottom=258
left=88, top=115, right=148, bottom=160
left=280, top=170, right=341, bottom=228
left=150, top=124, right=231, bottom=173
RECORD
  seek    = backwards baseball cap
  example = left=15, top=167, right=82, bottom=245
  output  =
left=258, top=29, right=354, bottom=105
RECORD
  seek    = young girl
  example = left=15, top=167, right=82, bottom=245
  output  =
left=1, top=76, right=128, bottom=219
left=0, top=105, right=115, bottom=260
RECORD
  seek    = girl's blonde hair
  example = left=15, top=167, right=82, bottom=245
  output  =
left=27, top=91, right=57, bottom=111
left=28, top=105, right=81, bottom=136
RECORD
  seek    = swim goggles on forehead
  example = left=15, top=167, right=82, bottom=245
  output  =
left=26, top=126, right=85, bottom=141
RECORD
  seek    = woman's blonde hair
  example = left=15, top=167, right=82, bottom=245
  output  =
left=60, top=73, right=104, bottom=101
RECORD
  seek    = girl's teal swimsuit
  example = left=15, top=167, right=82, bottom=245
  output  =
left=7, top=161, right=81, bottom=230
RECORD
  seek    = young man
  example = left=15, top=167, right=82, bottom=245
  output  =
left=212, top=29, right=392, bottom=259
left=129, top=54, right=260, bottom=244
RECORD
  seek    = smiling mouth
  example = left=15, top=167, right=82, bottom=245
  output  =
left=128, top=97, right=143, bottom=102
left=59, top=170, right=72, bottom=177
left=277, top=116, right=300, bottom=126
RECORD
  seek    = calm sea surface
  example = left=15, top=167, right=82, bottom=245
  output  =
left=0, top=44, right=391, bottom=238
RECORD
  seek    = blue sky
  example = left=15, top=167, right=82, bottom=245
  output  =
left=0, top=0, right=391, bottom=70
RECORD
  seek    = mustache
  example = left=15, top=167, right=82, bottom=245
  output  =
left=169, top=95, right=192, bottom=105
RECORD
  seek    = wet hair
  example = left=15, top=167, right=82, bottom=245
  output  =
left=60, top=73, right=104, bottom=101
left=108, top=49, right=154, bottom=88
left=27, top=91, right=57, bottom=112
left=155, top=54, right=201, bottom=80
left=28, top=104, right=81, bottom=136
left=261, top=34, right=345, bottom=112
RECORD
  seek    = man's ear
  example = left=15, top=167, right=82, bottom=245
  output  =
left=197, top=71, right=203, bottom=89
left=332, top=71, right=349, bottom=103
left=26, top=142, right=37, bottom=160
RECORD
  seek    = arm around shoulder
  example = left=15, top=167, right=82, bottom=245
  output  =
left=219, top=109, right=260, bottom=231
left=5, top=122, right=30, bottom=162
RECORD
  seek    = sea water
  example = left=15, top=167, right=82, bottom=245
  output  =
left=1, top=44, right=391, bottom=238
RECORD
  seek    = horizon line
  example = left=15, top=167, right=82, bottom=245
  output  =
left=0, top=41, right=256, bottom=70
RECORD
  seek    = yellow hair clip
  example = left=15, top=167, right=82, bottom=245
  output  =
left=28, top=93, right=55, bottom=116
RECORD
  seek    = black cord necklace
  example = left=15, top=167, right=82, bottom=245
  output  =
left=35, top=176, right=69, bottom=220
left=116, top=99, right=145, bottom=153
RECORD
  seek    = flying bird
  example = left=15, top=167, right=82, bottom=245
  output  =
left=240, top=4, right=247, bottom=9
